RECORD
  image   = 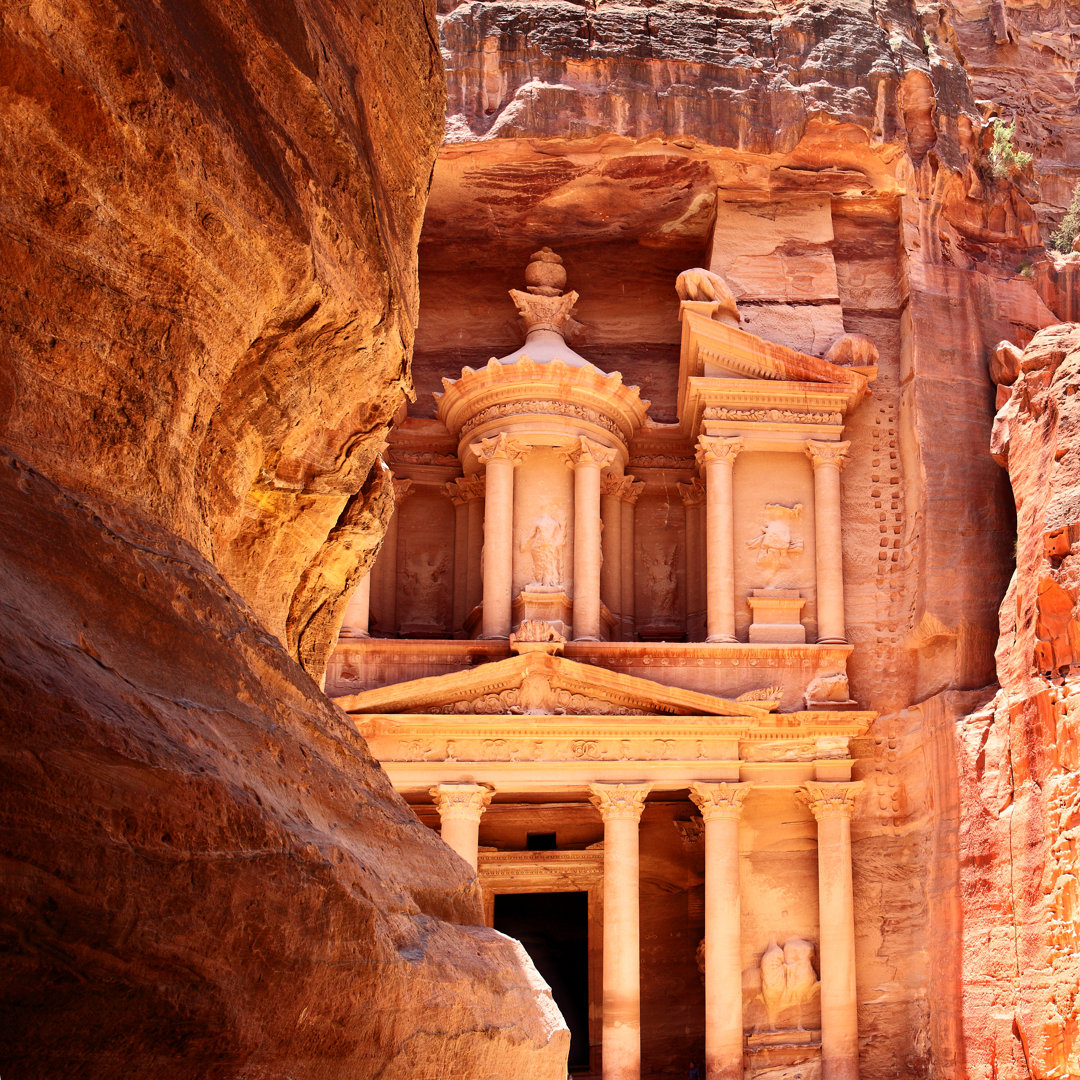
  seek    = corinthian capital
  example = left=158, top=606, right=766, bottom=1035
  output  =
left=798, top=780, right=863, bottom=820
left=445, top=475, right=485, bottom=504
left=469, top=434, right=528, bottom=467
left=805, top=440, right=851, bottom=471
left=562, top=436, right=617, bottom=470
left=678, top=478, right=706, bottom=506
left=689, top=781, right=752, bottom=821
left=391, top=477, right=414, bottom=505
left=430, top=783, right=494, bottom=823
left=589, top=782, right=651, bottom=822
left=696, top=435, right=744, bottom=469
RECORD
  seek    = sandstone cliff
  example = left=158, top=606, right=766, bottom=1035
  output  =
left=0, top=2, right=567, bottom=1076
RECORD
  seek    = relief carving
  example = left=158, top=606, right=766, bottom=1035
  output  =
left=747, top=504, right=804, bottom=571
left=804, top=671, right=852, bottom=706
left=645, top=545, right=679, bottom=615
left=400, top=550, right=449, bottom=625
left=520, top=516, right=566, bottom=587
left=759, top=937, right=820, bottom=1031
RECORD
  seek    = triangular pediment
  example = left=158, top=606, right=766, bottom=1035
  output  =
left=679, top=306, right=873, bottom=390
left=333, top=652, right=772, bottom=718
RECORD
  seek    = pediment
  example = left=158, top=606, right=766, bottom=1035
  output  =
left=679, top=306, right=873, bottom=390
left=333, top=652, right=772, bottom=718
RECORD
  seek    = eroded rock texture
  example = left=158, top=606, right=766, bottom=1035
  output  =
left=0, top=0, right=444, bottom=681
left=0, top=1, right=568, bottom=1076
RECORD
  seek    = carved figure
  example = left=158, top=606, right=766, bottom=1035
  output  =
left=675, top=267, right=740, bottom=326
left=520, top=515, right=565, bottom=587
left=400, top=550, right=448, bottom=622
left=758, top=936, right=820, bottom=1031
left=804, top=671, right=851, bottom=706
left=645, top=545, right=678, bottom=615
left=747, top=504, right=803, bottom=571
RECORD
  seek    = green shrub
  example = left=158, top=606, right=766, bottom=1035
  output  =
left=1051, top=182, right=1080, bottom=254
left=988, top=118, right=1033, bottom=179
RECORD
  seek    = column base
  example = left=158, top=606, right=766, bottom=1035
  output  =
left=816, top=636, right=848, bottom=645
left=477, top=633, right=510, bottom=641
left=706, top=633, right=738, bottom=644
left=573, top=635, right=602, bottom=642
left=339, top=628, right=370, bottom=639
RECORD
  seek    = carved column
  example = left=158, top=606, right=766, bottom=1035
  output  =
left=565, top=437, right=617, bottom=641
left=371, top=477, right=413, bottom=636
left=805, top=441, right=850, bottom=644
left=600, top=474, right=625, bottom=638
left=471, top=435, right=527, bottom=639
left=463, top=476, right=486, bottom=619
left=446, top=477, right=483, bottom=635
left=690, top=782, right=751, bottom=1080
left=799, top=782, right=863, bottom=1080
left=590, top=782, right=651, bottom=1080
left=679, top=478, right=706, bottom=641
left=340, top=572, right=371, bottom=637
left=430, top=783, right=494, bottom=872
left=696, top=436, right=743, bottom=643
left=619, top=479, right=644, bottom=641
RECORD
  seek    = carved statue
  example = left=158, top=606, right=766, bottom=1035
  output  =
left=645, top=545, right=678, bottom=615
left=675, top=267, right=740, bottom=326
left=804, top=671, right=851, bottom=707
left=747, top=503, right=804, bottom=571
left=520, top=515, right=565, bottom=587
left=758, top=936, right=821, bottom=1031
left=400, top=551, right=448, bottom=623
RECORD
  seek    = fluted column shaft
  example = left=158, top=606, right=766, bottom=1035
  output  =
left=697, top=437, right=743, bottom=643
left=800, top=782, right=863, bottom=1080
left=619, top=481, right=643, bottom=641
left=566, top=438, right=616, bottom=641
left=690, top=783, right=751, bottom=1080
left=679, top=479, right=705, bottom=640
left=600, top=476, right=624, bottom=637
left=371, top=477, right=412, bottom=636
left=430, top=783, right=494, bottom=872
left=340, top=572, right=371, bottom=637
left=472, top=436, right=526, bottom=639
left=590, top=783, right=651, bottom=1080
left=806, top=440, right=850, bottom=644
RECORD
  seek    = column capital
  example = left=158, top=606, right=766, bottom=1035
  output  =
left=689, top=781, right=752, bottom=821
left=805, top=439, right=851, bottom=471
left=677, top=478, right=706, bottom=506
left=601, top=472, right=630, bottom=497
left=589, top=781, right=651, bottom=822
left=562, top=435, right=617, bottom=470
left=622, top=477, right=645, bottom=505
left=470, top=433, right=528, bottom=467
left=696, top=435, right=744, bottom=470
left=430, top=783, right=494, bottom=822
left=445, top=475, right=485, bottom=505
left=391, top=476, right=414, bottom=505
left=798, top=780, right=863, bottom=820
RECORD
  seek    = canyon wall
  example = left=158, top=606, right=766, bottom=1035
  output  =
left=0, top=2, right=567, bottom=1076
left=420, top=1, right=1080, bottom=1075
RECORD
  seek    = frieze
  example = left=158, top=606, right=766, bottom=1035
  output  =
left=629, top=455, right=695, bottom=470
left=459, top=399, right=625, bottom=441
left=392, top=450, right=459, bottom=467
left=371, top=736, right=748, bottom=763
left=704, top=407, right=843, bottom=425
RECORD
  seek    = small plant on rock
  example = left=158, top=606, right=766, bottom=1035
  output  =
left=1050, top=182, right=1080, bottom=254
left=988, top=118, right=1033, bottom=179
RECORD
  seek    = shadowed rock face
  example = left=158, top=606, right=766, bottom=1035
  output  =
left=0, top=1, right=568, bottom=1077
left=0, top=0, right=446, bottom=683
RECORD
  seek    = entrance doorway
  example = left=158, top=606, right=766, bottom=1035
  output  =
left=494, top=891, right=590, bottom=1072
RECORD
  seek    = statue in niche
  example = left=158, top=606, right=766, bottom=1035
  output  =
left=758, top=936, right=820, bottom=1031
left=645, top=545, right=678, bottom=615
left=520, top=515, right=565, bottom=587
left=400, top=550, right=448, bottom=623
left=747, top=503, right=804, bottom=572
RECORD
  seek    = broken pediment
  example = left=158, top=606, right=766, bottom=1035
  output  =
left=333, top=651, right=775, bottom=718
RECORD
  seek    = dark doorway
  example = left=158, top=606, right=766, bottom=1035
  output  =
left=494, top=891, right=590, bottom=1072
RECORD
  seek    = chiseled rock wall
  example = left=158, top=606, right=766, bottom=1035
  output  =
left=0, top=2, right=568, bottom=1076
